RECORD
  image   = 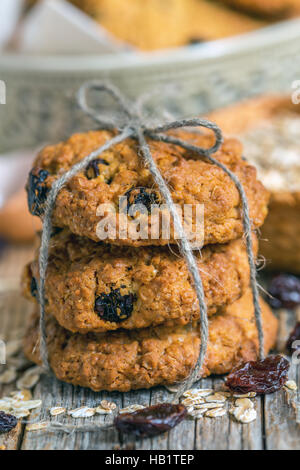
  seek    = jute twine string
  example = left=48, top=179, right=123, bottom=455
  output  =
left=37, top=81, right=264, bottom=406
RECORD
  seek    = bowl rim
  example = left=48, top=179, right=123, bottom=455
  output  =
left=0, top=17, right=299, bottom=73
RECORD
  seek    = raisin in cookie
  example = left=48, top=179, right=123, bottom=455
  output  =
left=23, top=289, right=278, bottom=392
left=26, top=129, right=269, bottom=248
left=22, top=229, right=257, bottom=333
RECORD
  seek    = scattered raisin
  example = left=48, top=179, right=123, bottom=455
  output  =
left=30, top=277, right=38, bottom=299
left=125, top=187, right=160, bottom=214
left=115, top=404, right=187, bottom=438
left=0, top=412, right=17, bottom=434
left=26, top=167, right=50, bottom=216
left=286, top=322, right=300, bottom=355
left=85, top=158, right=109, bottom=179
left=267, top=273, right=300, bottom=309
left=226, top=355, right=290, bottom=395
left=95, top=288, right=137, bottom=323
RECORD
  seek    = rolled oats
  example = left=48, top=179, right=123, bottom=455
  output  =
left=5, top=340, right=22, bottom=358
left=194, top=402, right=225, bottom=410
left=17, top=368, right=41, bottom=390
left=233, top=407, right=257, bottom=424
left=187, top=409, right=206, bottom=419
left=205, top=393, right=227, bottom=403
left=27, top=422, right=48, bottom=431
left=182, top=389, right=213, bottom=398
left=95, top=406, right=113, bottom=415
left=182, top=397, right=205, bottom=406
left=11, top=409, right=30, bottom=419
left=119, top=404, right=145, bottom=414
left=285, top=380, right=298, bottom=391
left=50, top=407, right=66, bottom=417
left=233, top=392, right=256, bottom=398
left=0, top=368, right=17, bottom=385
left=234, top=398, right=254, bottom=409
left=69, top=407, right=95, bottom=418
left=100, top=400, right=117, bottom=411
left=13, top=400, right=42, bottom=411
left=205, top=408, right=227, bottom=418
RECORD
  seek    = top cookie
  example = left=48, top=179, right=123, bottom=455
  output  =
left=26, top=129, right=269, bottom=247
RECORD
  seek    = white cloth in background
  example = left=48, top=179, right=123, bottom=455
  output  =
left=0, top=150, right=36, bottom=208
left=0, top=0, right=25, bottom=50
left=17, top=0, right=129, bottom=54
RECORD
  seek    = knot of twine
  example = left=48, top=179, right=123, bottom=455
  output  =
left=38, top=81, right=264, bottom=399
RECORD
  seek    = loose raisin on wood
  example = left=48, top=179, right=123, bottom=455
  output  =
left=115, top=404, right=187, bottom=438
left=95, top=288, right=137, bottom=323
left=125, top=187, right=161, bottom=214
left=226, top=355, right=290, bottom=395
left=26, top=167, right=50, bottom=216
left=267, top=274, right=300, bottom=309
left=286, top=322, right=300, bottom=355
left=0, top=412, right=17, bottom=434
left=85, top=158, right=109, bottom=179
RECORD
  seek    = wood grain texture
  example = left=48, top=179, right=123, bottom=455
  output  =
left=0, top=244, right=299, bottom=450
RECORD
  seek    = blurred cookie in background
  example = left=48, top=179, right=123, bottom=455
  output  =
left=217, top=0, right=300, bottom=18
left=209, top=96, right=300, bottom=273
left=25, top=0, right=266, bottom=50
left=0, top=189, right=41, bottom=243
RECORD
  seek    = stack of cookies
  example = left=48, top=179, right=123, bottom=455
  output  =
left=22, top=129, right=278, bottom=392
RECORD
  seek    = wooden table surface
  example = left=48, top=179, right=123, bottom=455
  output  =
left=0, top=243, right=299, bottom=451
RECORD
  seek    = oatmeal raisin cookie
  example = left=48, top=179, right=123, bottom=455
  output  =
left=22, top=229, right=257, bottom=332
left=23, top=289, right=278, bottom=392
left=26, top=129, right=269, bottom=247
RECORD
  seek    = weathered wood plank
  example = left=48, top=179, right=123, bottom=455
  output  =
left=264, top=309, right=300, bottom=450
left=0, top=244, right=34, bottom=450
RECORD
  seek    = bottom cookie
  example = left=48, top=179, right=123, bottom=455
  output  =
left=24, top=289, right=278, bottom=392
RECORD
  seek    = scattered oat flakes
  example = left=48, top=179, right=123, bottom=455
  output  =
left=233, top=407, right=257, bottom=424
left=205, top=408, right=227, bottom=418
left=0, top=368, right=17, bottom=385
left=285, top=380, right=298, bottom=391
left=8, top=356, right=31, bottom=371
left=27, top=422, right=48, bottom=432
left=182, top=388, right=213, bottom=398
left=216, top=391, right=232, bottom=398
left=119, top=404, right=145, bottom=414
left=0, top=403, right=12, bottom=412
left=10, top=390, right=32, bottom=401
left=182, top=397, right=205, bottom=406
left=233, top=392, right=256, bottom=398
left=17, top=368, right=41, bottom=390
left=69, top=407, right=95, bottom=418
left=164, top=384, right=181, bottom=393
left=234, top=398, right=254, bottom=409
left=205, top=393, right=226, bottom=403
left=13, top=400, right=42, bottom=411
left=11, top=409, right=30, bottom=419
left=194, top=402, right=225, bottom=410
left=187, top=409, right=206, bottom=418
left=50, top=407, right=66, bottom=417
left=100, top=400, right=117, bottom=411
left=5, top=340, right=22, bottom=358
left=95, top=406, right=112, bottom=415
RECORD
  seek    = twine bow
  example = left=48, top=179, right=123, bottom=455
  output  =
left=38, top=81, right=264, bottom=398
